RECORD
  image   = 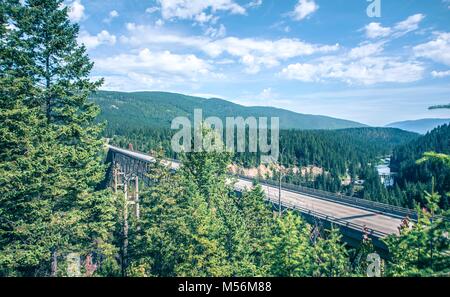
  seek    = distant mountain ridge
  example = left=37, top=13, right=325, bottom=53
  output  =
left=91, top=90, right=367, bottom=130
left=386, top=118, right=450, bottom=134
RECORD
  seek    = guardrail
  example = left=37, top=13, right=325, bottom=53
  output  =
left=235, top=174, right=417, bottom=220
left=270, top=197, right=390, bottom=238
left=234, top=182, right=390, bottom=238
left=108, top=145, right=417, bottom=221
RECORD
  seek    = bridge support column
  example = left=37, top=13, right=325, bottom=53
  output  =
left=122, top=182, right=129, bottom=277
left=134, top=176, right=140, bottom=220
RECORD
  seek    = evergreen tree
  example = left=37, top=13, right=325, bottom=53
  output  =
left=350, top=234, right=376, bottom=276
left=384, top=188, right=449, bottom=276
left=0, top=0, right=57, bottom=276
left=127, top=157, right=189, bottom=276
left=267, top=212, right=313, bottom=276
left=238, top=185, right=274, bottom=275
left=0, top=0, right=116, bottom=276
left=311, top=228, right=350, bottom=277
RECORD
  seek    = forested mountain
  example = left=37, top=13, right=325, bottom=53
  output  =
left=108, top=126, right=418, bottom=168
left=386, top=118, right=450, bottom=134
left=109, top=126, right=419, bottom=199
left=2, top=0, right=448, bottom=278
left=92, top=90, right=367, bottom=131
left=389, top=124, right=450, bottom=209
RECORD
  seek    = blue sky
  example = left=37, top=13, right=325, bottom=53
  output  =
left=68, top=0, right=450, bottom=126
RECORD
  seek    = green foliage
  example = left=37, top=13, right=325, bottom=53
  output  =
left=312, top=228, right=349, bottom=277
left=92, top=90, right=367, bottom=131
left=349, top=234, right=376, bottom=276
left=0, top=0, right=116, bottom=276
left=3, top=0, right=447, bottom=278
left=267, top=212, right=314, bottom=276
left=124, top=130, right=358, bottom=277
left=267, top=212, right=350, bottom=277
left=429, top=104, right=450, bottom=110
left=384, top=207, right=450, bottom=276
left=390, top=125, right=450, bottom=210
left=385, top=151, right=450, bottom=276
left=109, top=126, right=418, bottom=203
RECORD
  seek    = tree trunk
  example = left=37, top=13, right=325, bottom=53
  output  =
left=51, top=249, right=57, bottom=277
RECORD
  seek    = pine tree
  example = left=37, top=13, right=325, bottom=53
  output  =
left=127, top=157, right=188, bottom=276
left=312, top=228, right=349, bottom=277
left=179, top=128, right=252, bottom=276
left=174, top=185, right=231, bottom=277
left=350, top=234, right=376, bottom=276
left=0, top=0, right=116, bottom=275
left=267, top=212, right=313, bottom=276
left=238, top=184, right=274, bottom=275
left=384, top=195, right=450, bottom=276
left=0, top=0, right=58, bottom=276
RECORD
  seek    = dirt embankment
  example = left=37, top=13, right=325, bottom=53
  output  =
left=228, top=164, right=324, bottom=179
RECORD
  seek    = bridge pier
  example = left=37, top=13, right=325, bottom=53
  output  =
left=111, top=160, right=142, bottom=276
left=106, top=145, right=410, bottom=262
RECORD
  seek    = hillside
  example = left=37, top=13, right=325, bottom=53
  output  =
left=109, top=125, right=419, bottom=196
left=386, top=118, right=450, bottom=134
left=390, top=124, right=450, bottom=209
left=91, top=90, right=367, bottom=131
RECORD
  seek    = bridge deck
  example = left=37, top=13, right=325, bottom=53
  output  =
left=108, top=145, right=402, bottom=238
left=236, top=179, right=401, bottom=236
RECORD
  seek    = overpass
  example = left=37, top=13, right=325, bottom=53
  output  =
left=106, top=145, right=416, bottom=253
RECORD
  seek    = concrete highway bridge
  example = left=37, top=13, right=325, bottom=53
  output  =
left=106, top=145, right=416, bottom=254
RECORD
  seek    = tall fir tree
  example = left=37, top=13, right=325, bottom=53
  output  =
left=267, top=211, right=314, bottom=276
left=0, top=0, right=58, bottom=276
left=238, top=184, right=274, bottom=275
left=311, top=228, right=349, bottom=277
left=0, top=0, right=116, bottom=276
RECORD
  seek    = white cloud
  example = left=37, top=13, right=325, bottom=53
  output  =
left=348, top=42, right=384, bottom=59
left=280, top=42, right=424, bottom=85
left=109, top=10, right=119, bottom=18
left=246, top=0, right=263, bottom=9
left=414, top=32, right=450, bottom=66
left=103, top=10, right=119, bottom=23
left=206, top=37, right=333, bottom=57
left=202, top=37, right=339, bottom=73
left=194, top=12, right=218, bottom=24
left=364, top=14, right=425, bottom=39
left=120, top=23, right=339, bottom=73
left=281, top=57, right=424, bottom=85
left=281, top=63, right=320, bottom=82
left=68, top=0, right=85, bottom=22
left=156, top=0, right=245, bottom=23
left=364, top=23, right=392, bottom=39
left=78, top=30, right=116, bottom=49
left=94, top=49, right=215, bottom=80
left=394, top=14, right=425, bottom=33
left=94, top=74, right=166, bottom=91
left=260, top=87, right=275, bottom=99
left=146, top=7, right=160, bottom=14
left=431, top=70, right=450, bottom=78
left=291, top=0, right=319, bottom=21
left=205, top=24, right=227, bottom=38
left=120, top=23, right=208, bottom=48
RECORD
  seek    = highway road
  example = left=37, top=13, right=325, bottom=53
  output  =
left=108, top=145, right=403, bottom=238
left=235, top=179, right=402, bottom=236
